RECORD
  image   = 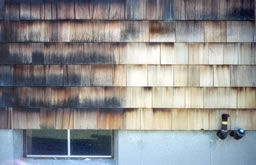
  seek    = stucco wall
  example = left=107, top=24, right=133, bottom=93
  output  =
left=0, top=130, right=14, bottom=164
left=0, top=130, right=256, bottom=165
left=118, top=131, right=256, bottom=165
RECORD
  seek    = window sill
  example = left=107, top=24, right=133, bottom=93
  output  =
left=25, top=155, right=113, bottom=159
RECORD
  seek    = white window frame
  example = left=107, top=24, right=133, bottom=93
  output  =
left=25, top=130, right=113, bottom=159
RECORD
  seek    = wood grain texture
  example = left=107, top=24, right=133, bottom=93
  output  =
left=223, top=43, right=239, bottom=64
left=144, top=87, right=153, bottom=108
left=173, top=65, right=188, bottom=87
left=152, top=109, right=172, bottom=130
left=91, top=65, right=113, bottom=86
left=74, top=0, right=92, bottom=20
left=120, top=21, right=149, bottom=42
left=0, top=108, right=12, bottom=129
left=45, top=65, right=63, bottom=86
left=20, top=0, right=30, bottom=20
left=93, top=0, right=125, bottom=20
left=104, top=87, right=123, bottom=108
left=171, top=109, right=188, bottom=130
left=74, top=109, right=98, bottom=129
left=29, top=88, right=47, bottom=107
left=83, top=43, right=120, bottom=64
left=188, top=43, right=208, bottom=64
left=2, top=0, right=255, bottom=20
left=0, top=44, right=9, bottom=64
left=214, top=65, right=231, bottom=87
left=187, top=109, right=209, bottom=130
left=200, top=65, right=213, bottom=87
left=0, top=65, right=13, bottom=86
left=5, top=88, right=246, bottom=109
left=237, top=88, right=256, bottom=109
left=204, top=21, right=226, bottom=42
left=44, top=0, right=57, bottom=20
left=172, top=0, right=185, bottom=20
left=172, top=88, right=185, bottom=108
left=9, top=43, right=32, bottom=64
left=152, top=87, right=173, bottom=108
left=0, top=0, right=255, bottom=131
left=14, top=65, right=31, bottom=86
left=122, top=108, right=141, bottom=130
left=13, top=108, right=40, bottom=129
left=64, top=65, right=91, bottom=86
left=113, top=65, right=127, bottom=86
left=3, top=0, right=19, bottom=20
left=120, top=43, right=160, bottom=64
left=208, top=43, right=224, bottom=64
left=231, top=66, right=256, bottom=87
left=14, top=87, right=30, bottom=107
left=79, top=87, right=105, bottom=108
left=188, top=65, right=200, bottom=87
left=160, top=43, right=175, bottom=64
left=160, top=43, right=188, bottom=64
left=148, top=65, right=173, bottom=86
left=239, top=43, right=255, bottom=64
left=8, top=87, right=255, bottom=109
left=145, top=0, right=173, bottom=20
left=175, top=43, right=189, bottom=64
left=127, top=65, right=147, bottom=86
left=173, top=0, right=254, bottom=21
left=30, top=1, right=43, bottom=20
left=229, top=109, right=255, bottom=130
left=2, top=21, right=255, bottom=43
left=104, top=21, right=121, bottom=42
left=97, top=109, right=123, bottom=129
left=226, top=0, right=255, bottom=20
left=2, top=107, right=256, bottom=130
left=227, top=21, right=254, bottom=42
left=125, top=0, right=145, bottom=20
left=176, top=21, right=204, bottom=42
left=32, top=43, right=44, bottom=64
left=140, top=109, right=155, bottom=130
left=149, top=21, right=175, bottom=42
left=55, top=108, right=74, bottom=129
left=40, top=108, right=56, bottom=129
left=203, top=88, right=237, bottom=109
left=123, top=88, right=145, bottom=108
left=57, top=0, right=75, bottom=20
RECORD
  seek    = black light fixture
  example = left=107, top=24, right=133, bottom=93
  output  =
left=216, top=114, right=230, bottom=140
left=230, top=128, right=246, bottom=140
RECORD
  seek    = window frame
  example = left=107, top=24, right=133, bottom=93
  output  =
left=23, top=130, right=114, bottom=159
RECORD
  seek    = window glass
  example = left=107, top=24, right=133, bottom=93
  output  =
left=25, top=130, right=68, bottom=155
left=70, top=130, right=112, bottom=156
left=24, top=130, right=113, bottom=157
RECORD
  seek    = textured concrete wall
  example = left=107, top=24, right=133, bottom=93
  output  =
left=118, top=131, right=256, bottom=165
left=1, top=130, right=256, bottom=165
left=0, top=130, right=14, bottom=165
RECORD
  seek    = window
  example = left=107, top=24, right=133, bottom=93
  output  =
left=24, top=130, right=113, bottom=158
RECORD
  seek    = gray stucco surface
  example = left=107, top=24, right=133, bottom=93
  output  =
left=117, top=131, right=256, bottom=165
left=0, top=130, right=256, bottom=165
left=0, top=130, right=14, bottom=165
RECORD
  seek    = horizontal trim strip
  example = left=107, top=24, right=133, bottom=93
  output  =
left=26, top=155, right=112, bottom=158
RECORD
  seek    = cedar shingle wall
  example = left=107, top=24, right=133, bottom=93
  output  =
left=0, top=0, right=255, bottom=130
